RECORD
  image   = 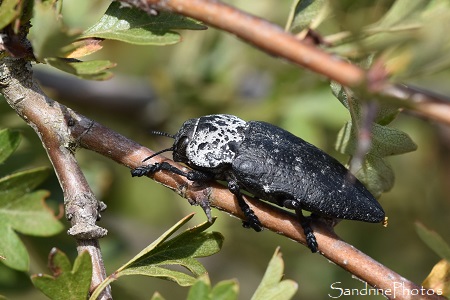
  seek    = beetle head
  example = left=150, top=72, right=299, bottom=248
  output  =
left=172, top=114, right=247, bottom=169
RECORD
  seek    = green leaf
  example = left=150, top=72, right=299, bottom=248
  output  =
left=31, top=249, right=92, bottom=300
left=186, top=274, right=238, bottom=300
left=122, top=215, right=222, bottom=275
left=0, top=0, right=22, bottom=30
left=210, top=279, right=239, bottom=300
left=251, top=247, right=298, bottom=300
left=45, top=58, right=116, bottom=80
left=118, top=266, right=199, bottom=286
left=187, top=274, right=211, bottom=300
left=121, top=213, right=197, bottom=270
left=0, top=168, right=64, bottom=271
left=336, top=121, right=417, bottom=158
left=286, top=0, right=330, bottom=33
left=0, top=224, right=28, bottom=272
left=332, top=82, right=417, bottom=197
left=330, top=81, right=400, bottom=125
left=415, top=222, right=450, bottom=261
left=90, top=214, right=224, bottom=300
left=29, top=1, right=81, bottom=60
left=369, top=124, right=417, bottom=157
left=0, top=129, right=21, bottom=164
left=352, top=154, right=395, bottom=198
left=0, top=167, right=51, bottom=201
left=81, top=1, right=206, bottom=46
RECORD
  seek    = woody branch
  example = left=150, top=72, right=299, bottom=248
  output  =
left=123, top=0, right=450, bottom=125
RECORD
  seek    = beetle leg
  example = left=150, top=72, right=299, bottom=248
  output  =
left=132, top=162, right=183, bottom=177
left=299, top=213, right=319, bottom=253
left=227, top=180, right=263, bottom=232
left=132, top=162, right=215, bottom=221
left=283, top=200, right=319, bottom=253
left=132, top=162, right=211, bottom=181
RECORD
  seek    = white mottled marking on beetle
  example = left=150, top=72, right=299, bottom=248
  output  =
left=186, top=114, right=248, bottom=168
left=192, top=117, right=201, bottom=139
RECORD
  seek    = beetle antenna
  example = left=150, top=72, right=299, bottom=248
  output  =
left=142, top=147, right=174, bottom=162
left=150, top=130, right=175, bottom=139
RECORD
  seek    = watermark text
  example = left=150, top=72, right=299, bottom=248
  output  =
left=328, top=281, right=443, bottom=298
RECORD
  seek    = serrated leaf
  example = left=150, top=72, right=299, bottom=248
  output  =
left=45, top=58, right=115, bottom=81
left=251, top=247, right=298, bottom=300
left=29, top=1, right=81, bottom=60
left=0, top=129, right=21, bottom=164
left=415, top=222, right=450, bottom=261
left=90, top=215, right=224, bottom=300
left=1, top=190, right=63, bottom=235
left=122, top=214, right=197, bottom=269
left=124, top=227, right=223, bottom=277
left=0, top=0, right=22, bottom=30
left=0, top=168, right=64, bottom=271
left=31, top=249, right=92, bottom=300
left=332, top=82, right=415, bottom=197
left=335, top=118, right=416, bottom=197
left=81, top=1, right=206, bottom=46
left=286, top=0, right=329, bottom=33
left=422, top=259, right=450, bottom=298
left=122, top=215, right=222, bottom=273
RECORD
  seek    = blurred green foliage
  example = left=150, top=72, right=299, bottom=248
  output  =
left=1, top=0, right=450, bottom=299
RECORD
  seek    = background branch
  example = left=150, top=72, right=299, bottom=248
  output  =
left=125, top=0, right=450, bottom=126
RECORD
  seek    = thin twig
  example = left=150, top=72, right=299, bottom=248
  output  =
left=136, top=0, right=365, bottom=86
left=122, top=0, right=450, bottom=126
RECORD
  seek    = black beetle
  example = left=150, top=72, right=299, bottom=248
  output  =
left=131, top=114, right=386, bottom=252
